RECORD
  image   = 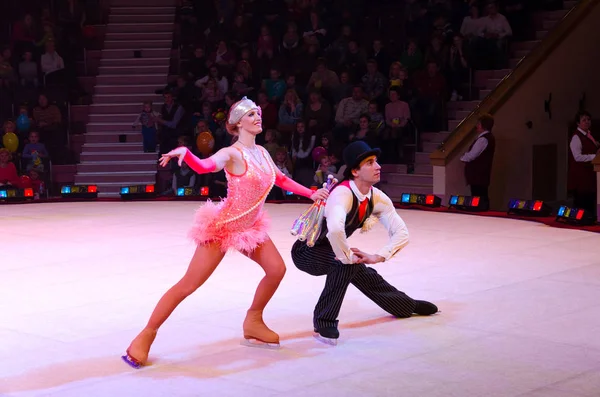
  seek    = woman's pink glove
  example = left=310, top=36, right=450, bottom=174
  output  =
left=159, top=147, right=216, bottom=174
left=275, top=171, right=329, bottom=201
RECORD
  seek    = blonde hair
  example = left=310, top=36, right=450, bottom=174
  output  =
left=225, top=120, right=239, bottom=136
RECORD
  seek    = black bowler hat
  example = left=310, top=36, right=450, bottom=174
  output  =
left=343, top=141, right=381, bottom=179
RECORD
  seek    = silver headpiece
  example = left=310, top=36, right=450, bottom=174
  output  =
left=228, top=96, right=259, bottom=124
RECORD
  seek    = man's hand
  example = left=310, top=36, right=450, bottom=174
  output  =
left=351, top=248, right=385, bottom=264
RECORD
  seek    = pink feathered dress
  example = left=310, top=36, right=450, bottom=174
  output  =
left=188, top=146, right=276, bottom=253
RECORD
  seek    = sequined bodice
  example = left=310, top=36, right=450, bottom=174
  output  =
left=216, top=146, right=276, bottom=226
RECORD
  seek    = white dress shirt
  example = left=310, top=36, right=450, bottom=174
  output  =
left=570, top=128, right=598, bottom=162
left=481, top=14, right=513, bottom=38
left=324, top=180, right=409, bottom=264
left=460, top=16, right=486, bottom=38
left=41, top=51, right=65, bottom=74
left=460, top=131, right=489, bottom=162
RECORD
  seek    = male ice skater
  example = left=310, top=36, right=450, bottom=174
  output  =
left=291, top=141, right=438, bottom=345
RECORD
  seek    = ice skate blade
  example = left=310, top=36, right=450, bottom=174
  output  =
left=240, top=338, right=281, bottom=350
left=313, top=334, right=338, bottom=346
left=121, top=354, right=142, bottom=369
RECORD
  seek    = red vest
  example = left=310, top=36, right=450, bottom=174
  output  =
left=568, top=129, right=598, bottom=193
left=464, top=133, right=495, bottom=187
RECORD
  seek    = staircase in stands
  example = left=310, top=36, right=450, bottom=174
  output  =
left=75, top=0, right=176, bottom=197
left=380, top=1, right=576, bottom=200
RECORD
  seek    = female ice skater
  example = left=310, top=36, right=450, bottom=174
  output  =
left=122, top=97, right=329, bottom=368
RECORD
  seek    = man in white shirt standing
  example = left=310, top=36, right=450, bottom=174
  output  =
left=291, top=141, right=438, bottom=345
left=460, top=114, right=496, bottom=210
left=567, top=110, right=599, bottom=215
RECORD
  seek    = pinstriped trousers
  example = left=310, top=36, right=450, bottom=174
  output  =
left=291, top=240, right=416, bottom=330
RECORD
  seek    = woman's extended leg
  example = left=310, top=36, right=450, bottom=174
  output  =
left=241, top=237, right=287, bottom=347
left=123, top=241, right=226, bottom=367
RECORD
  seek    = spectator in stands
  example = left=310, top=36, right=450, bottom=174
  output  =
left=294, top=44, right=320, bottom=84
left=228, top=15, right=251, bottom=51
left=172, top=75, right=197, bottom=112
left=256, top=24, right=275, bottom=60
left=269, top=146, right=293, bottom=199
left=349, top=114, right=377, bottom=148
left=0, top=48, right=16, bottom=89
left=195, top=101, right=216, bottom=132
left=330, top=70, right=352, bottom=106
left=37, top=23, right=56, bottom=49
left=0, top=148, right=19, bottom=187
left=278, top=88, right=303, bottom=130
left=424, top=36, right=448, bottom=72
left=132, top=101, right=160, bottom=153
left=432, top=14, right=454, bottom=43
left=367, top=101, right=385, bottom=134
left=369, top=39, right=391, bottom=76
left=460, top=4, right=485, bottom=41
left=390, top=65, right=414, bottom=103
left=334, top=85, right=369, bottom=144
left=22, top=130, right=49, bottom=171
left=195, top=65, right=229, bottom=95
left=460, top=113, right=496, bottom=210
left=194, top=119, right=209, bottom=138
left=41, top=41, right=65, bottom=76
left=304, top=89, right=332, bottom=137
left=33, top=93, right=63, bottom=160
left=400, top=39, right=423, bottom=75
left=257, top=90, right=278, bottom=131
left=344, top=40, right=367, bottom=81
left=23, top=167, right=44, bottom=198
left=361, top=59, right=387, bottom=103
left=302, top=11, right=328, bottom=48
left=307, top=58, right=340, bottom=94
left=280, top=21, right=301, bottom=59
left=388, top=61, right=405, bottom=89
left=404, top=0, right=430, bottom=43
left=383, top=87, right=412, bottom=164
left=262, top=129, right=279, bottom=159
left=285, top=74, right=303, bottom=99
left=187, top=46, right=208, bottom=80
left=18, top=50, right=38, bottom=87
left=200, top=78, right=225, bottom=105
left=57, top=0, right=86, bottom=49
left=414, top=61, right=446, bottom=131
left=262, top=67, right=286, bottom=102
left=224, top=91, right=239, bottom=109
left=33, top=94, right=61, bottom=129
left=10, top=14, right=37, bottom=55
left=171, top=161, right=196, bottom=194
left=208, top=40, right=236, bottom=72
left=314, top=154, right=336, bottom=185
left=157, top=92, right=184, bottom=155
left=236, top=59, right=253, bottom=87
left=291, top=121, right=316, bottom=187
left=1, top=120, right=17, bottom=147
left=327, top=25, right=352, bottom=67
left=232, top=72, right=252, bottom=97
left=385, top=88, right=411, bottom=129
left=17, top=105, right=33, bottom=133
left=320, top=133, right=333, bottom=155
left=447, top=33, right=470, bottom=101
left=567, top=110, right=599, bottom=216
left=481, top=2, right=513, bottom=69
